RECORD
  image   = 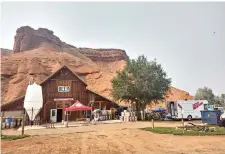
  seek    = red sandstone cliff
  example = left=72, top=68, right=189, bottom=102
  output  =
left=1, top=26, right=192, bottom=105
left=1, top=26, right=127, bottom=103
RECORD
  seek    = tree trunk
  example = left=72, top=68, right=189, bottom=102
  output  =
left=141, top=103, right=146, bottom=121
left=135, top=102, right=142, bottom=120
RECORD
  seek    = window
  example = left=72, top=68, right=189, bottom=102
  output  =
left=65, top=102, right=71, bottom=108
left=56, top=102, right=63, bottom=109
left=52, top=110, right=56, bottom=116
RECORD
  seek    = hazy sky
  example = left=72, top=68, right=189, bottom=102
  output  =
left=1, top=2, right=225, bottom=95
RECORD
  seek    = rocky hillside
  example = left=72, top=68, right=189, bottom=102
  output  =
left=12, top=26, right=129, bottom=62
left=1, top=26, right=192, bottom=105
left=1, top=26, right=128, bottom=103
left=13, top=26, right=75, bottom=53
left=146, top=86, right=193, bottom=109
left=78, top=48, right=128, bottom=62
left=1, top=48, right=12, bottom=56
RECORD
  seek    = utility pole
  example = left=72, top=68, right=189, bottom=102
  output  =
left=22, top=108, right=26, bottom=135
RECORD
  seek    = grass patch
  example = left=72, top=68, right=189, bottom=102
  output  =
left=140, top=127, right=225, bottom=136
left=1, top=134, right=30, bottom=140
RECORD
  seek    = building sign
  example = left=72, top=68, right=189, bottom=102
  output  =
left=54, top=98, right=73, bottom=101
left=193, top=102, right=203, bottom=110
left=58, top=86, right=70, bottom=92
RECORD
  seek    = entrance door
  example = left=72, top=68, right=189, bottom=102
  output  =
left=170, top=102, right=175, bottom=116
left=57, top=109, right=63, bottom=122
left=50, top=109, right=57, bottom=122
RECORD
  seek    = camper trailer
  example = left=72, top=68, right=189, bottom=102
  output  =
left=166, top=100, right=209, bottom=120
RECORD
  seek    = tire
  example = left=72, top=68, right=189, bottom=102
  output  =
left=222, top=120, right=225, bottom=127
left=187, top=115, right=192, bottom=121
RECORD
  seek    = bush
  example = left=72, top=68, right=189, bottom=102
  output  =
left=145, top=112, right=165, bottom=121
left=1, top=134, right=30, bottom=140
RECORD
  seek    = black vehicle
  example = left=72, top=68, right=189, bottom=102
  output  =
left=151, top=107, right=167, bottom=120
left=115, top=106, right=128, bottom=119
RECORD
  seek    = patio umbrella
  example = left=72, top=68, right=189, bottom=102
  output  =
left=65, top=100, right=92, bottom=111
left=64, top=100, right=92, bottom=126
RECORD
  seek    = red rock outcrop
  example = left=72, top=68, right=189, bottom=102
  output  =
left=13, top=26, right=75, bottom=53
left=1, top=26, right=192, bottom=106
left=12, top=26, right=128, bottom=62
left=78, top=48, right=128, bottom=62
left=1, top=26, right=128, bottom=103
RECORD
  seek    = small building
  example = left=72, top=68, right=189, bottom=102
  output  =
left=1, top=65, right=119, bottom=123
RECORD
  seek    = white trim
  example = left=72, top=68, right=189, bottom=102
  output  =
left=54, top=98, right=74, bottom=101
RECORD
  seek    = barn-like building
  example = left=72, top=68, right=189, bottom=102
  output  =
left=1, top=65, right=119, bottom=123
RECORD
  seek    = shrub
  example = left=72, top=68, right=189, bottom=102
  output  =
left=140, top=127, right=225, bottom=136
left=1, top=134, right=30, bottom=140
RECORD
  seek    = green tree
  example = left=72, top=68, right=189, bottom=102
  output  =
left=215, top=94, right=225, bottom=107
left=111, top=55, right=171, bottom=120
left=195, top=87, right=215, bottom=104
left=195, top=87, right=225, bottom=107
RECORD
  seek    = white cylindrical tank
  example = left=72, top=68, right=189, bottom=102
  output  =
left=24, top=82, right=43, bottom=121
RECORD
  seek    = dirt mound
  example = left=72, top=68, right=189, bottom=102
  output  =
left=1, top=26, right=192, bottom=105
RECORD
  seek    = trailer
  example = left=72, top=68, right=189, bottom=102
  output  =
left=166, top=100, right=210, bottom=120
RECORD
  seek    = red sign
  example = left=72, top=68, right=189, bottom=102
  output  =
left=178, top=103, right=182, bottom=109
left=193, top=102, right=203, bottom=110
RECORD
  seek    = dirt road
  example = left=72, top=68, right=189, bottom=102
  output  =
left=2, top=121, right=202, bottom=136
left=2, top=121, right=225, bottom=154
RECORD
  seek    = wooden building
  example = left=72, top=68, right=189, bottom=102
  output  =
left=1, top=65, right=119, bottom=123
